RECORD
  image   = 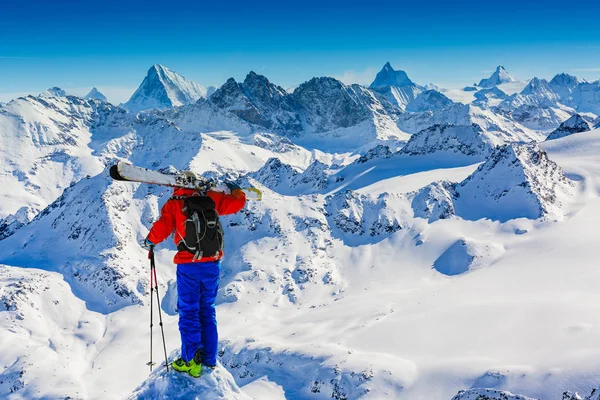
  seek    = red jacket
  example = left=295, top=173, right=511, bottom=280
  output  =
left=147, top=187, right=246, bottom=264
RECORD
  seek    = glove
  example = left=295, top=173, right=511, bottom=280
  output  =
left=224, top=181, right=241, bottom=191
left=140, top=237, right=154, bottom=250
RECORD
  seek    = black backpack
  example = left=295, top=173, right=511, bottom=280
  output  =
left=175, top=195, right=224, bottom=260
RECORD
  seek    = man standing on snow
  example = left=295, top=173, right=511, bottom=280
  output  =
left=144, top=173, right=246, bottom=378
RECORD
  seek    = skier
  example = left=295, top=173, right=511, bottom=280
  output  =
left=143, top=172, right=246, bottom=378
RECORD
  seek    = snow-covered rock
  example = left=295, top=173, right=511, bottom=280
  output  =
left=325, top=190, right=407, bottom=244
left=123, top=64, right=210, bottom=112
left=40, top=87, right=67, bottom=97
left=473, top=87, right=509, bottom=105
left=0, top=171, right=153, bottom=312
left=293, top=77, right=395, bottom=133
left=370, top=62, right=423, bottom=109
left=454, top=143, right=575, bottom=221
left=411, top=181, right=456, bottom=222
left=400, top=123, right=496, bottom=158
left=355, top=144, right=393, bottom=164
left=251, top=157, right=299, bottom=189
left=370, top=62, right=416, bottom=89
left=477, top=66, right=516, bottom=88
left=209, top=72, right=302, bottom=133
left=546, top=114, right=591, bottom=140
left=405, top=89, right=454, bottom=112
left=128, top=363, right=251, bottom=400
left=549, top=73, right=587, bottom=102
left=496, top=78, right=572, bottom=130
left=251, top=158, right=329, bottom=193
left=397, top=103, right=543, bottom=143
left=84, top=87, right=108, bottom=102
left=452, top=388, right=537, bottom=400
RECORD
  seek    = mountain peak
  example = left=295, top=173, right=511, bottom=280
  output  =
left=546, top=114, right=591, bottom=141
left=84, top=87, right=107, bottom=102
left=123, top=64, right=209, bottom=112
left=370, top=62, right=415, bottom=89
left=40, top=87, right=66, bottom=98
left=478, top=65, right=516, bottom=88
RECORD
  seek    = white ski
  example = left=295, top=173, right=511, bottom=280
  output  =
left=110, top=161, right=262, bottom=201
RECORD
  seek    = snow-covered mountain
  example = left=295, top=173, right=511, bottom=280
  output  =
left=0, top=95, right=105, bottom=220
left=123, top=64, right=211, bottom=112
left=400, top=123, right=496, bottom=158
left=3, top=66, right=600, bottom=400
left=412, top=143, right=575, bottom=223
left=369, top=62, right=423, bottom=109
left=84, top=87, right=108, bottom=102
left=477, top=65, right=516, bottom=88
left=208, top=72, right=302, bottom=133
left=40, top=86, right=67, bottom=97
left=473, top=86, right=509, bottom=105
left=172, top=72, right=407, bottom=149
left=405, top=89, right=454, bottom=112
left=546, top=114, right=592, bottom=140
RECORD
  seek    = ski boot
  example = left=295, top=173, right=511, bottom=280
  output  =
left=171, top=356, right=202, bottom=378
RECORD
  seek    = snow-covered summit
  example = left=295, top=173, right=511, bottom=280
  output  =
left=549, top=73, right=587, bottom=100
left=400, top=123, right=495, bottom=158
left=477, top=65, right=516, bottom=88
left=209, top=71, right=302, bottom=132
left=455, top=143, right=574, bottom=221
left=123, top=64, right=209, bottom=112
left=369, top=62, right=423, bottom=109
left=370, top=62, right=416, bottom=88
left=546, top=114, right=591, bottom=140
left=405, top=89, right=454, bottom=112
left=129, top=363, right=251, bottom=400
left=84, top=87, right=107, bottom=102
left=40, top=87, right=66, bottom=97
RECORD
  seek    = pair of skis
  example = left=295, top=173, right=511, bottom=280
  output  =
left=110, top=161, right=262, bottom=201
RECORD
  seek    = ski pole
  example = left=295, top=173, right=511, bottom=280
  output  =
left=147, top=246, right=155, bottom=371
left=149, top=246, right=169, bottom=371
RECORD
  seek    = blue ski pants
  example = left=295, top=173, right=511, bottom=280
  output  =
left=176, top=261, right=220, bottom=365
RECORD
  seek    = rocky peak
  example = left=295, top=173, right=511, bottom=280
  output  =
left=84, top=87, right=107, bottom=102
left=123, top=64, right=208, bottom=112
left=477, top=65, right=516, bottom=88
left=546, top=114, right=591, bottom=140
left=455, top=143, right=574, bottom=221
left=400, top=123, right=494, bottom=158
left=40, top=87, right=67, bottom=98
left=370, top=62, right=416, bottom=89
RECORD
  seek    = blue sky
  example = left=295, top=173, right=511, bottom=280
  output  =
left=1, top=0, right=600, bottom=103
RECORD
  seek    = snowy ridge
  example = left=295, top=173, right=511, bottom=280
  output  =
left=452, top=388, right=537, bottom=400
left=123, top=64, right=210, bottom=112
left=546, top=114, right=592, bottom=140
left=456, top=143, right=575, bottom=221
left=400, top=123, right=496, bottom=158
left=412, top=142, right=575, bottom=222
left=405, top=89, right=454, bottom=112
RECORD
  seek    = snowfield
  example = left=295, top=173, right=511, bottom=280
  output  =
left=1, top=64, right=600, bottom=399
